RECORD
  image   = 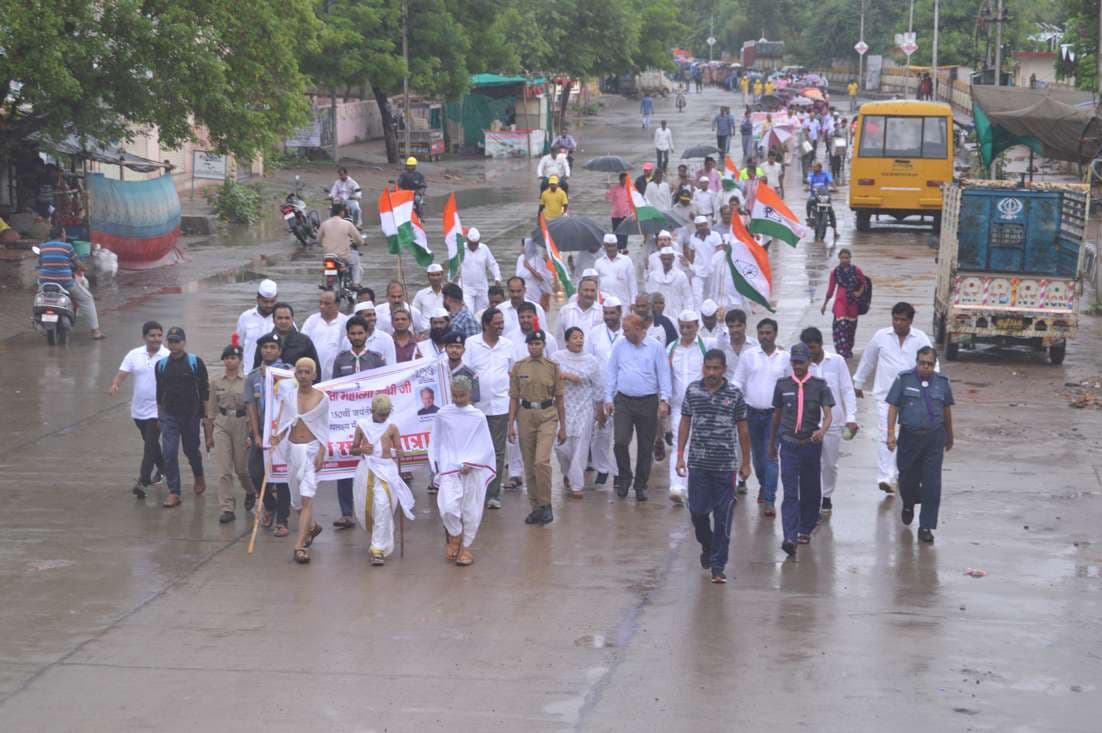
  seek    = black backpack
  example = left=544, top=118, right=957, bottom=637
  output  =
left=856, top=274, right=873, bottom=316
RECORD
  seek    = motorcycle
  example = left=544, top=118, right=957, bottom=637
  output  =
left=320, top=227, right=358, bottom=310
left=280, top=176, right=320, bottom=247
left=810, top=184, right=837, bottom=242
left=324, top=186, right=363, bottom=227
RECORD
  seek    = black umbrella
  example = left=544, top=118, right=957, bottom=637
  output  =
left=680, top=144, right=720, bottom=159
left=531, top=215, right=607, bottom=252
left=614, top=208, right=690, bottom=237
left=583, top=155, right=632, bottom=173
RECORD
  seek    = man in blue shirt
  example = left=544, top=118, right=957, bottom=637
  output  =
left=739, top=111, right=755, bottom=164
left=712, top=106, right=736, bottom=158
left=640, top=94, right=654, bottom=129
left=805, top=161, right=837, bottom=231
left=604, top=313, right=672, bottom=501
left=37, top=225, right=104, bottom=339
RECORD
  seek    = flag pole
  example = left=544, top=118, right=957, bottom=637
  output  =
left=386, top=181, right=407, bottom=292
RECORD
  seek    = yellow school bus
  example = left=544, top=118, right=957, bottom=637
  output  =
left=849, top=100, right=954, bottom=232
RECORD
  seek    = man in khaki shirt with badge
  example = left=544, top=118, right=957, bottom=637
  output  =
left=207, top=344, right=255, bottom=524
left=508, top=330, right=567, bottom=526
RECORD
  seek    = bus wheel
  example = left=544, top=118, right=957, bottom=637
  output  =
left=1048, top=341, right=1066, bottom=365
left=856, top=211, right=871, bottom=232
left=931, top=213, right=942, bottom=234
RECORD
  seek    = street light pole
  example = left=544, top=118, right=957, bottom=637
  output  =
left=402, top=0, right=412, bottom=158
left=993, top=0, right=1003, bottom=86
left=709, top=15, right=715, bottom=63
left=858, top=0, right=866, bottom=89
left=931, top=0, right=940, bottom=100
left=907, top=0, right=915, bottom=95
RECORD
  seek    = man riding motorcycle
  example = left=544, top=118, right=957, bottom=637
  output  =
left=397, top=157, right=427, bottom=217
left=805, top=161, right=838, bottom=235
left=328, top=167, right=362, bottom=227
left=318, top=203, right=365, bottom=286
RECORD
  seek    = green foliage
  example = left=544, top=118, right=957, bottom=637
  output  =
left=1061, top=0, right=1098, bottom=90
left=205, top=179, right=263, bottom=224
left=0, top=0, right=319, bottom=159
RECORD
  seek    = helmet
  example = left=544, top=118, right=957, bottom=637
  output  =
left=405, top=157, right=418, bottom=166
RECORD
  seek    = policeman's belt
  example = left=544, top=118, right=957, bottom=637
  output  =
left=520, top=399, right=554, bottom=410
left=219, top=408, right=247, bottom=417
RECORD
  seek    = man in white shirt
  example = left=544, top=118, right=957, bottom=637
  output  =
left=713, top=308, right=758, bottom=380
left=463, top=307, right=515, bottom=509
left=666, top=310, right=708, bottom=504
left=375, top=280, right=428, bottom=335
left=110, top=320, right=171, bottom=498
left=353, top=302, right=397, bottom=365
left=646, top=245, right=693, bottom=318
left=732, top=318, right=791, bottom=513
left=498, top=276, right=549, bottom=344
left=698, top=299, right=726, bottom=342
left=709, top=237, right=747, bottom=311
left=687, top=216, right=722, bottom=308
left=691, top=177, right=717, bottom=223
left=300, top=289, right=350, bottom=380
left=654, top=120, right=674, bottom=173
left=555, top=275, right=603, bottom=344
left=235, top=279, right=278, bottom=370
left=516, top=237, right=552, bottom=310
left=852, top=301, right=934, bottom=493
left=328, top=167, right=362, bottom=226
left=459, top=227, right=502, bottom=312
left=802, top=326, right=859, bottom=513
left=411, top=263, right=446, bottom=316
left=594, top=234, right=637, bottom=306
left=536, top=145, right=571, bottom=191
left=585, top=296, right=624, bottom=485
left=762, top=150, right=784, bottom=195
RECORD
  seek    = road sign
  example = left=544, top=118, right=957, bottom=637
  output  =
left=854, top=40, right=869, bottom=56
left=706, top=36, right=716, bottom=46
left=898, top=32, right=917, bottom=57
left=901, top=41, right=918, bottom=56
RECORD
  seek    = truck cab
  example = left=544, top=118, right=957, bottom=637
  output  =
left=934, top=181, right=1088, bottom=364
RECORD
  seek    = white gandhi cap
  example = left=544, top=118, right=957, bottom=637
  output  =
left=657, top=229, right=672, bottom=239
left=602, top=233, right=618, bottom=245
left=257, top=279, right=278, bottom=298
left=427, top=306, right=449, bottom=319
left=602, top=296, right=623, bottom=308
left=426, top=263, right=443, bottom=273
left=467, top=227, right=481, bottom=241
left=693, top=215, right=709, bottom=225
left=354, top=301, right=376, bottom=313
left=678, top=309, right=700, bottom=323
left=659, top=246, right=676, bottom=256
left=700, top=299, right=719, bottom=316
left=581, top=268, right=599, bottom=278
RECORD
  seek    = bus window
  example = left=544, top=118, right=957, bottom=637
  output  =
left=858, top=116, right=884, bottom=156
left=921, top=117, right=948, bottom=158
left=884, top=117, right=923, bottom=157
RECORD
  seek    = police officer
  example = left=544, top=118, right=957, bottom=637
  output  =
left=244, top=333, right=292, bottom=537
left=886, top=346, right=955, bottom=543
left=207, top=345, right=254, bottom=524
left=507, top=330, right=566, bottom=526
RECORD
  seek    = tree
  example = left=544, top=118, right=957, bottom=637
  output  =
left=0, top=0, right=319, bottom=159
left=1060, top=0, right=1098, bottom=90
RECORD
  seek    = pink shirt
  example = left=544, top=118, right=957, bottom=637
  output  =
left=605, top=184, right=631, bottom=218
left=825, top=266, right=865, bottom=319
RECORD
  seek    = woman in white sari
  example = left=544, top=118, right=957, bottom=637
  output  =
left=550, top=327, right=604, bottom=497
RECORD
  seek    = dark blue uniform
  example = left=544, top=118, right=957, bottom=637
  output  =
left=886, top=369, right=954, bottom=530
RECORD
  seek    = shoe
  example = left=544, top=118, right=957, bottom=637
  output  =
left=756, top=490, right=764, bottom=504
left=901, top=505, right=914, bottom=526
left=878, top=481, right=895, bottom=494
left=918, top=528, right=935, bottom=543
left=711, top=570, right=727, bottom=584
left=615, top=482, right=629, bottom=498
left=538, top=507, right=554, bottom=525
left=506, top=476, right=524, bottom=490
left=456, top=548, right=474, bottom=566
left=370, top=550, right=385, bottom=566
left=486, top=498, right=502, bottom=510
left=700, top=547, right=711, bottom=569
left=737, top=480, right=748, bottom=495
left=524, top=510, right=542, bottom=525
left=653, top=442, right=666, bottom=462
left=664, top=431, right=673, bottom=446
left=131, top=480, right=147, bottom=499
left=781, top=540, right=797, bottom=557
left=332, top=517, right=356, bottom=530
left=150, top=470, right=164, bottom=486
left=635, top=488, right=648, bottom=502
left=445, top=533, right=462, bottom=561
left=595, top=472, right=609, bottom=486
left=427, top=484, right=438, bottom=495
left=821, top=497, right=832, bottom=512
left=162, top=494, right=182, bottom=508
left=244, top=492, right=257, bottom=512
left=304, top=522, right=323, bottom=548
left=796, top=533, right=810, bottom=544
left=568, top=490, right=584, bottom=500
left=193, top=477, right=207, bottom=495
left=219, top=511, right=236, bottom=524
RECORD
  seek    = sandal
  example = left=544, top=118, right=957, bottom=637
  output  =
left=304, top=522, right=322, bottom=548
left=273, top=524, right=289, bottom=538
left=332, top=517, right=355, bottom=530
left=261, top=509, right=275, bottom=528
left=568, top=490, right=584, bottom=500
left=293, top=547, right=310, bottom=564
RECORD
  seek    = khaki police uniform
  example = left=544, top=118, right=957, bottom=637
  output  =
left=208, top=372, right=254, bottom=511
left=509, top=356, right=563, bottom=509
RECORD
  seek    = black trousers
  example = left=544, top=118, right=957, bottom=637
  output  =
left=249, top=445, right=290, bottom=524
left=610, top=217, right=628, bottom=250
left=897, top=426, right=945, bottom=530
left=656, top=149, right=669, bottom=172
left=613, top=393, right=659, bottom=490
left=133, top=418, right=164, bottom=485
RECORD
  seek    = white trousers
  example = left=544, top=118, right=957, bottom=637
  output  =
left=464, top=290, right=489, bottom=313
left=820, top=427, right=842, bottom=498
left=438, top=471, right=487, bottom=548
left=507, top=423, right=524, bottom=477
left=286, top=440, right=321, bottom=511
left=667, top=405, right=688, bottom=501
left=555, top=416, right=594, bottom=490
left=876, top=401, right=898, bottom=485
left=590, top=418, right=617, bottom=476
left=691, top=274, right=714, bottom=309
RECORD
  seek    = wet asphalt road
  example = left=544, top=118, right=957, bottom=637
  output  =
left=1, top=86, right=1101, bottom=732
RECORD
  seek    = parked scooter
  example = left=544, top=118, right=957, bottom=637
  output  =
left=30, top=246, right=77, bottom=346
left=280, top=175, right=320, bottom=247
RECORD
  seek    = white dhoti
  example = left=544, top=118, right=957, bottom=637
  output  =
left=507, top=425, right=524, bottom=478
left=667, top=405, right=688, bottom=502
left=876, top=400, right=897, bottom=485
left=556, top=416, right=594, bottom=490
left=820, top=427, right=842, bottom=499
left=353, top=457, right=416, bottom=557
left=590, top=419, right=617, bottom=476
left=286, top=440, right=321, bottom=511
left=438, top=471, right=488, bottom=548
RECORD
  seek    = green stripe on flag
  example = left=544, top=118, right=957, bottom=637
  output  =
left=749, top=217, right=800, bottom=247
left=725, top=250, right=774, bottom=312
left=551, top=255, right=574, bottom=297
left=636, top=205, right=666, bottom=222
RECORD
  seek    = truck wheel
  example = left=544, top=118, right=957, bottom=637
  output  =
left=944, top=327, right=959, bottom=361
left=934, top=314, right=946, bottom=344
left=856, top=211, right=871, bottom=232
left=1048, top=342, right=1067, bottom=365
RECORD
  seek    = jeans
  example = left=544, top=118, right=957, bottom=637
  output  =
left=656, top=149, right=669, bottom=172
left=688, top=469, right=737, bottom=572
left=613, top=393, right=659, bottom=490
left=747, top=411, right=779, bottom=503
left=249, top=445, right=290, bottom=524
left=897, top=426, right=946, bottom=530
left=485, top=413, right=509, bottom=501
left=779, top=439, right=823, bottom=541
left=717, top=134, right=729, bottom=156
left=133, top=418, right=164, bottom=485
left=345, top=199, right=362, bottom=227
left=741, top=135, right=753, bottom=163
left=337, top=478, right=354, bottom=517
left=160, top=413, right=203, bottom=495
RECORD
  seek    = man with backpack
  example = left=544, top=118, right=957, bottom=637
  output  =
left=155, top=327, right=211, bottom=508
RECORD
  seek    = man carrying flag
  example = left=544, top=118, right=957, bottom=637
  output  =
left=539, top=213, right=575, bottom=298
left=750, top=182, right=811, bottom=247
left=718, top=217, right=774, bottom=314
left=443, top=193, right=465, bottom=278
left=379, top=187, right=433, bottom=267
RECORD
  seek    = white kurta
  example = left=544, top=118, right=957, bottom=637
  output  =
left=585, top=324, right=622, bottom=477
left=236, top=307, right=274, bottom=370
left=811, top=352, right=858, bottom=499
left=352, top=417, right=415, bottom=556
left=459, top=244, right=502, bottom=306
left=516, top=253, right=553, bottom=301
left=688, top=230, right=722, bottom=307
left=667, top=338, right=707, bottom=500
left=300, top=312, right=350, bottom=382
left=375, top=301, right=428, bottom=336
left=411, top=286, right=445, bottom=317
left=499, top=300, right=550, bottom=344
left=645, top=266, right=693, bottom=318
left=594, top=254, right=637, bottom=306
left=554, top=301, right=603, bottom=344
left=708, top=249, right=747, bottom=310
left=429, top=404, right=496, bottom=547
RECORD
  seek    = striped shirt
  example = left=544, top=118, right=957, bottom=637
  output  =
left=37, top=240, right=77, bottom=285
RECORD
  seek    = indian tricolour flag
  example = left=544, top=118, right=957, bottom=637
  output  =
left=442, top=193, right=464, bottom=278
left=378, top=188, right=433, bottom=266
left=726, top=215, right=774, bottom=312
left=722, top=157, right=741, bottom=191
left=749, top=183, right=810, bottom=247
left=539, top=213, right=574, bottom=297
left=626, top=176, right=666, bottom=227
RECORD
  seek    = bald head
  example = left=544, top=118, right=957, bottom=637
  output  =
left=622, top=313, right=645, bottom=344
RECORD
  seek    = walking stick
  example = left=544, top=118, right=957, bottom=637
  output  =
left=248, top=399, right=285, bottom=555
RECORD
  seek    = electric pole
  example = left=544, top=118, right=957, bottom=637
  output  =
left=907, top=0, right=915, bottom=94
left=709, top=15, right=715, bottom=63
left=932, top=0, right=940, bottom=100
left=402, top=0, right=412, bottom=158
left=993, top=0, right=1004, bottom=86
left=859, top=0, right=866, bottom=89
